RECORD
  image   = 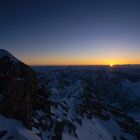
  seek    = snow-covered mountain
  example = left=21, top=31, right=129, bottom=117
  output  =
left=0, top=50, right=140, bottom=140
left=33, top=66, right=140, bottom=140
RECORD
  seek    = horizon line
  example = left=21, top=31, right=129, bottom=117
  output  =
left=30, top=64, right=140, bottom=67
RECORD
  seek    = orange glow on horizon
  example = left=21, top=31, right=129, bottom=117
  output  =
left=22, top=57, right=140, bottom=66
left=110, top=64, right=113, bottom=67
left=18, top=50, right=140, bottom=66
left=17, top=41, right=140, bottom=66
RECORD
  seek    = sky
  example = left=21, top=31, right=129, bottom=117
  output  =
left=0, top=0, right=140, bottom=65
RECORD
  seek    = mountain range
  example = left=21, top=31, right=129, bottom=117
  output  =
left=0, top=49, right=140, bottom=140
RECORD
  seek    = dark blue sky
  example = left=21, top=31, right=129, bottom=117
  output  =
left=0, top=0, right=140, bottom=65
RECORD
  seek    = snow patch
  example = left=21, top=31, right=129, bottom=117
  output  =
left=0, top=115, right=41, bottom=140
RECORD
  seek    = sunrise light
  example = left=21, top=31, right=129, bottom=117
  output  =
left=110, top=64, right=113, bottom=67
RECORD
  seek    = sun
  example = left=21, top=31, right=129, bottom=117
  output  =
left=110, top=64, right=113, bottom=67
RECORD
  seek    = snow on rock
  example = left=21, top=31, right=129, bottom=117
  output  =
left=0, top=115, right=41, bottom=140
left=17, top=128, right=41, bottom=140
left=122, top=79, right=140, bottom=97
left=97, top=117, right=135, bottom=140
left=63, top=118, right=113, bottom=140
left=63, top=117, right=135, bottom=140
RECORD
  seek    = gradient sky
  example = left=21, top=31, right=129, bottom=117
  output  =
left=0, top=0, right=140, bottom=65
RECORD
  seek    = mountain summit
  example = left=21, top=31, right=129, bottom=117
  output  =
left=0, top=49, right=19, bottom=63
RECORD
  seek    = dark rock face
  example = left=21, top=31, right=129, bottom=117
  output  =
left=53, top=121, right=64, bottom=140
left=0, top=49, right=37, bottom=129
left=36, top=86, right=51, bottom=114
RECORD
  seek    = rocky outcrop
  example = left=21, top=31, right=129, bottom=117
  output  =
left=0, top=49, right=37, bottom=129
left=52, top=121, right=64, bottom=140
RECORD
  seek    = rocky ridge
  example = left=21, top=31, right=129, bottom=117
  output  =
left=0, top=49, right=37, bottom=129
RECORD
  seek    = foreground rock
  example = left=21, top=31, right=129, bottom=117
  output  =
left=0, top=49, right=37, bottom=129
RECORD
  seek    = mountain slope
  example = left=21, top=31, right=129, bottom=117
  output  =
left=0, top=49, right=37, bottom=129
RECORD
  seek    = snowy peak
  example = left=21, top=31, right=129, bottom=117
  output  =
left=0, top=49, right=19, bottom=63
